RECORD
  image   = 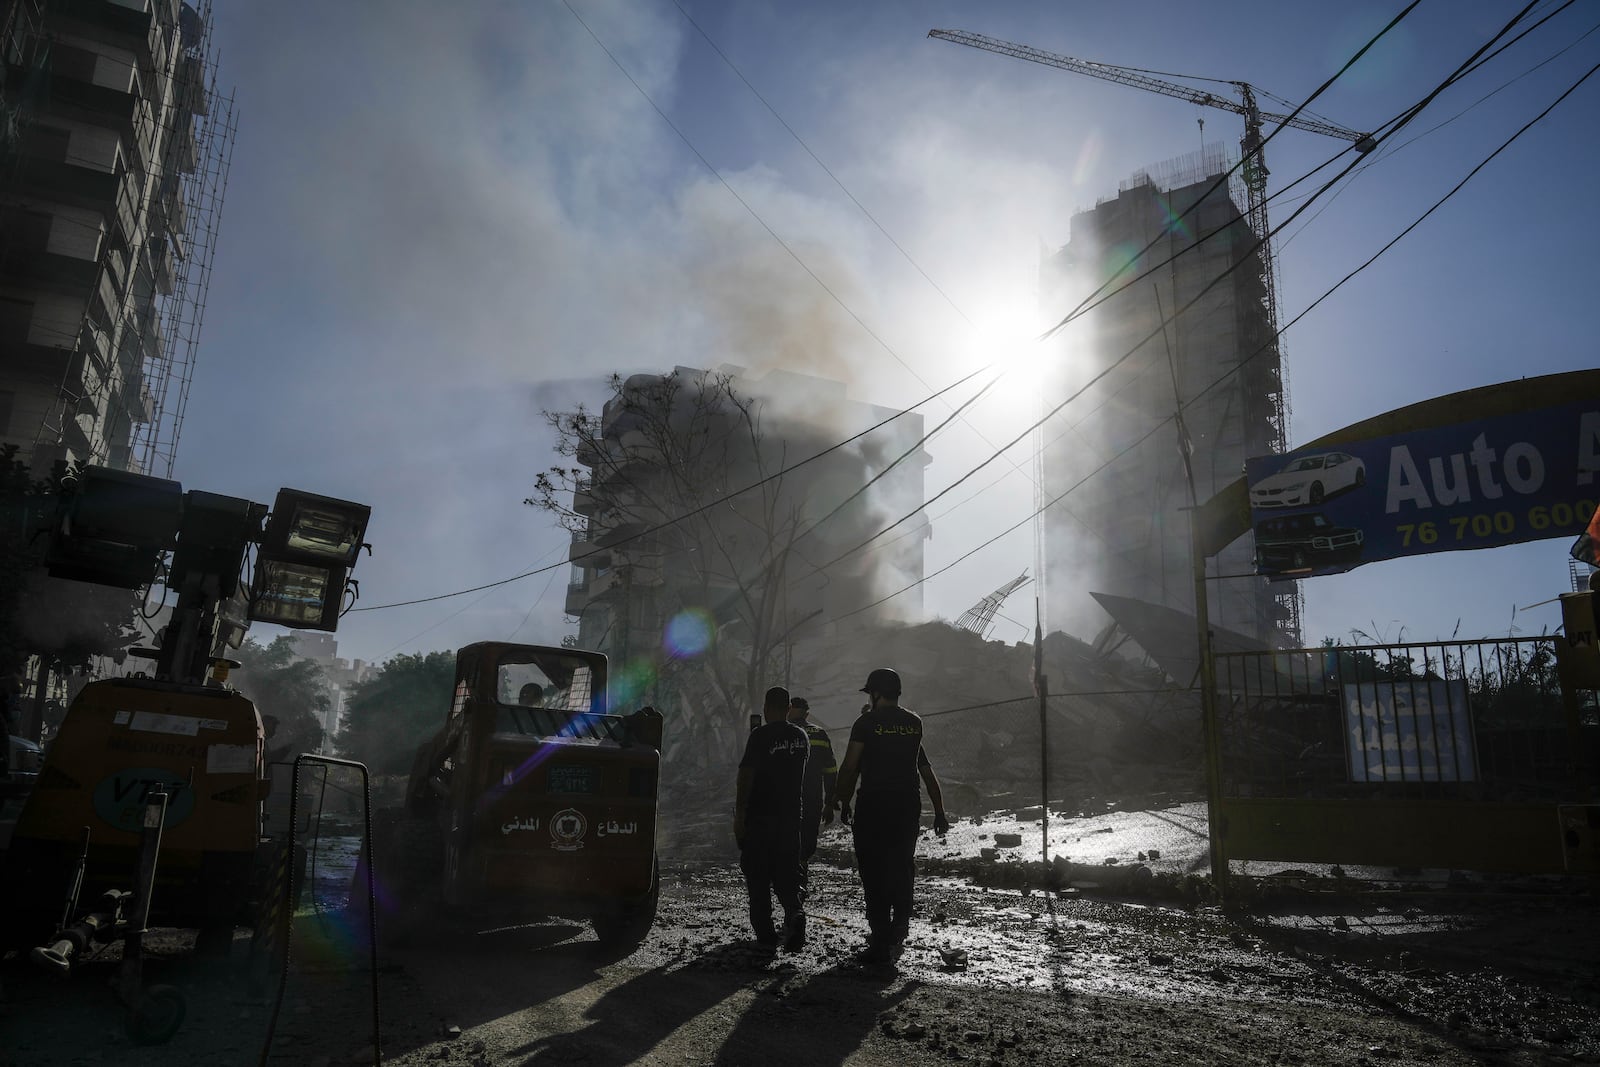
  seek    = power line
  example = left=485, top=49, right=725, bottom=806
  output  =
left=664, top=0, right=1047, bottom=498
left=1279, top=5, right=1598, bottom=250
left=804, top=1, right=1557, bottom=581
left=348, top=364, right=990, bottom=611
left=838, top=48, right=1600, bottom=619
left=350, top=4, right=1549, bottom=620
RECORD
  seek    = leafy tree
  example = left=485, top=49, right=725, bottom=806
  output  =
left=337, top=650, right=456, bottom=774
left=231, top=636, right=331, bottom=757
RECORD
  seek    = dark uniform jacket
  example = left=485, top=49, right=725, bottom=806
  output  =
left=739, top=721, right=809, bottom=818
left=849, top=704, right=930, bottom=795
left=797, top=720, right=837, bottom=811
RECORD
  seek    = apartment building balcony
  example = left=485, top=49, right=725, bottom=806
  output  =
left=563, top=576, right=590, bottom=617
left=572, top=482, right=597, bottom=516
left=51, top=0, right=156, bottom=62
left=569, top=525, right=611, bottom=569
left=8, top=155, right=121, bottom=209
left=36, top=68, right=139, bottom=138
left=0, top=244, right=101, bottom=292
left=586, top=568, right=624, bottom=602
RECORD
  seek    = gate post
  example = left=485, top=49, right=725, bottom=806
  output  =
left=1192, top=516, right=1228, bottom=901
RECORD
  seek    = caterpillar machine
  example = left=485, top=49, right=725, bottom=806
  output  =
left=0, top=465, right=371, bottom=1043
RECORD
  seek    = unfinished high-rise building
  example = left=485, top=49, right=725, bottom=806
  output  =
left=1040, top=147, right=1298, bottom=648
left=0, top=0, right=234, bottom=477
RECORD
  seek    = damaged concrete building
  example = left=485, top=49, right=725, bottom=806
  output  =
left=560, top=364, right=931, bottom=681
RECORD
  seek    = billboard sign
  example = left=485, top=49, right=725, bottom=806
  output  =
left=1246, top=399, right=1600, bottom=578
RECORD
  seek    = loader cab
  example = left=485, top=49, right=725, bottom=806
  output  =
left=391, top=641, right=662, bottom=945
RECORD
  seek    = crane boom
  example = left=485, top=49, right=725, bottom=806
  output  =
left=928, top=29, right=1370, bottom=145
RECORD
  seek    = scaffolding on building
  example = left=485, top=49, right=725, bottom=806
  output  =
left=29, top=0, right=234, bottom=478
left=129, top=3, right=234, bottom=479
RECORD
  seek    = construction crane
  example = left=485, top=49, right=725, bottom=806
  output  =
left=929, top=30, right=1372, bottom=246
left=930, top=28, right=1372, bottom=648
left=955, top=571, right=1033, bottom=639
left=929, top=29, right=1372, bottom=367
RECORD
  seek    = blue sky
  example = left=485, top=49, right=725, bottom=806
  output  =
left=182, top=1, right=1599, bottom=665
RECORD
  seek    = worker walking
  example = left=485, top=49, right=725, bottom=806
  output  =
left=785, top=696, right=838, bottom=896
left=734, top=686, right=810, bottom=951
left=833, top=667, right=949, bottom=964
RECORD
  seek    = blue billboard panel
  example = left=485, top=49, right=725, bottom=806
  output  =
left=1246, top=399, right=1600, bottom=578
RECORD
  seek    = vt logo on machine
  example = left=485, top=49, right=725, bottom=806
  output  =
left=92, top=767, right=196, bottom=831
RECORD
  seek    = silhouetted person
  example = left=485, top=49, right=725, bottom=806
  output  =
left=519, top=682, right=546, bottom=707
left=734, top=685, right=808, bottom=951
left=832, top=667, right=948, bottom=964
left=785, top=696, right=837, bottom=897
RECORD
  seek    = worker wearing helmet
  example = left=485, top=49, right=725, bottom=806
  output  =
left=831, top=667, right=949, bottom=964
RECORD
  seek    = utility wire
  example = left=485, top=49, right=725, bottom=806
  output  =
left=841, top=51, right=1600, bottom=619
left=1036, top=0, right=1425, bottom=343
left=1280, top=5, right=1596, bottom=249
left=666, top=0, right=1047, bottom=497
left=696, top=3, right=1461, bottom=599
left=350, top=2, right=1536, bottom=618
left=805, top=0, right=1551, bottom=578
left=348, top=365, right=989, bottom=611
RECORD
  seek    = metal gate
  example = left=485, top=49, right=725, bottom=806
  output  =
left=1211, top=636, right=1599, bottom=875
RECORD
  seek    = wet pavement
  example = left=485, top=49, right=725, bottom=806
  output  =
left=4, top=804, right=1597, bottom=1065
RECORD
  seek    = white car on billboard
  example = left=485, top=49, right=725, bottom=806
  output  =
left=1249, top=451, right=1366, bottom=509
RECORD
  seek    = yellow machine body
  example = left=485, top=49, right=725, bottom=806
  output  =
left=3, top=677, right=265, bottom=938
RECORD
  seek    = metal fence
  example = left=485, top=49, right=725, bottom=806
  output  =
left=1215, top=636, right=1597, bottom=805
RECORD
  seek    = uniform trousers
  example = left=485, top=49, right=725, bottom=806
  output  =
left=798, top=793, right=824, bottom=894
left=739, top=812, right=802, bottom=938
left=851, top=790, right=921, bottom=941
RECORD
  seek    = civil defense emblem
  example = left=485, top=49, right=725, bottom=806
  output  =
left=550, top=807, right=587, bottom=851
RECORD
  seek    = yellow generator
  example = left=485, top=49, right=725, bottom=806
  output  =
left=2, top=676, right=269, bottom=948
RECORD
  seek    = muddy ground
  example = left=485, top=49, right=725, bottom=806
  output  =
left=2, top=808, right=1598, bottom=1066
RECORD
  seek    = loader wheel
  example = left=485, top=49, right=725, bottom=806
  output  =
left=385, top=818, right=444, bottom=945
left=592, top=859, right=658, bottom=954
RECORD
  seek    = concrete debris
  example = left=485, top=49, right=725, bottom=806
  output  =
left=993, top=832, right=1023, bottom=848
left=938, top=946, right=970, bottom=970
